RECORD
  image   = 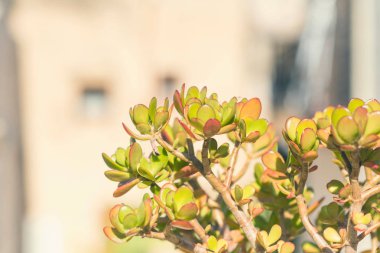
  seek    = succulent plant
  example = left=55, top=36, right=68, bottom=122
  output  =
left=101, top=86, right=380, bottom=253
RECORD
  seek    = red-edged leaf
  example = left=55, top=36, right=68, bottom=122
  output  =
left=113, top=178, right=141, bottom=197
left=122, top=122, right=151, bottom=140
left=171, top=220, right=194, bottom=230
left=203, top=119, right=221, bottom=137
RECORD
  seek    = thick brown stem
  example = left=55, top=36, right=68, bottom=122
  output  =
left=145, top=231, right=206, bottom=253
left=190, top=219, right=208, bottom=244
left=296, top=195, right=333, bottom=253
left=187, top=139, right=260, bottom=251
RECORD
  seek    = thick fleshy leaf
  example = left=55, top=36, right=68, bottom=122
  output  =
left=326, top=180, right=344, bottom=194
left=103, top=227, right=127, bottom=243
left=207, top=236, right=218, bottom=251
left=186, top=86, right=200, bottom=102
left=296, top=119, right=317, bottom=144
left=257, top=231, right=268, bottom=248
left=102, top=153, right=126, bottom=171
left=132, top=104, right=150, bottom=124
left=122, top=122, right=151, bottom=140
left=323, top=227, right=342, bottom=243
left=239, top=98, right=261, bottom=120
left=149, top=97, right=157, bottom=123
left=118, top=205, right=134, bottom=223
left=366, top=98, right=380, bottom=111
left=243, top=185, right=255, bottom=199
left=233, top=185, right=243, bottom=202
left=113, top=178, right=141, bottom=197
left=331, top=106, right=350, bottom=127
left=215, top=143, right=230, bottom=158
left=364, top=111, right=380, bottom=136
left=203, top=119, right=221, bottom=137
left=301, top=150, right=318, bottom=162
left=337, top=116, right=359, bottom=143
left=115, top=148, right=126, bottom=166
left=176, top=202, right=198, bottom=220
left=352, top=212, right=372, bottom=225
left=197, top=105, right=216, bottom=123
left=171, top=220, right=194, bottom=230
left=109, top=204, right=125, bottom=233
left=262, top=151, right=286, bottom=171
left=123, top=213, right=139, bottom=229
left=136, top=123, right=151, bottom=134
left=353, top=107, right=368, bottom=134
left=267, top=224, right=282, bottom=246
left=285, top=117, right=301, bottom=141
left=300, top=128, right=317, bottom=152
left=221, top=102, right=236, bottom=126
left=280, top=242, right=295, bottom=253
left=154, top=111, right=169, bottom=130
left=348, top=98, right=364, bottom=113
left=245, top=118, right=268, bottom=136
left=129, top=143, right=142, bottom=172
left=173, top=187, right=194, bottom=212
left=187, top=102, right=201, bottom=121
left=104, top=170, right=131, bottom=182
left=302, top=242, right=320, bottom=253
left=173, top=90, right=184, bottom=114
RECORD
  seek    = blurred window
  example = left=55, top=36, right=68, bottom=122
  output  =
left=160, top=75, right=177, bottom=97
left=81, top=87, right=107, bottom=118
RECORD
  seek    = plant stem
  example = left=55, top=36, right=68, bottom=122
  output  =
left=145, top=231, right=206, bottom=253
left=295, top=164, right=333, bottom=252
left=186, top=138, right=260, bottom=251
left=224, top=144, right=241, bottom=187
left=345, top=151, right=362, bottom=253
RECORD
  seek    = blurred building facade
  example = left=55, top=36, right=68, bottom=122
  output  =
left=1, top=0, right=378, bottom=253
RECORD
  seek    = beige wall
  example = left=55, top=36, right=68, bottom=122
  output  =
left=9, top=1, right=305, bottom=253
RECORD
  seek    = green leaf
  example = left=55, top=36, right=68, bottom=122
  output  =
left=123, top=213, right=139, bottom=229
left=175, top=202, right=198, bottom=220
left=215, top=143, right=230, bottom=158
left=115, top=148, right=126, bottom=166
left=296, top=119, right=317, bottom=144
left=302, top=242, right=320, bottom=253
left=366, top=98, right=380, bottom=111
left=323, top=227, right=342, bottom=243
left=364, top=111, right=380, bottom=136
left=102, top=153, right=126, bottom=171
left=285, top=117, right=300, bottom=141
left=154, top=111, right=169, bottom=130
left=348, top=98, right=364, bottom=113
left=197, top=105, right=216, bottom=123
left=207, top=236, right=218, bottom=251
left=262, top=151, right=286, bottom=171
left=136, top=123, right=151, bottom=134
left=221, top=102, right=236, bottom=126
left=149, top=97, right=157, bottom=123
left=337, top=116, right=359, bottom=143
left=173, top=187, right=194, bottom=212
left=245, top=118, right=268, bottom=136
left=331, top=106, right=350, bottom=127
left=300, top=128, right=317, bottom=152
left=129, top=143, right=142, bottom=172
left=109, top=204, right=125, bottom=233
left=104, top=170, right=131, bottom=182
left=267, top=224, right=282, bottom=246
left=326, top=180, right=344, bottom=194
left=233, top=185, right=243, bottom=202
left=132, top=104, right=150, bottom=124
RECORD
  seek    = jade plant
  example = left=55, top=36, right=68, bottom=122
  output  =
left=102, top=85, right=380, bottom=253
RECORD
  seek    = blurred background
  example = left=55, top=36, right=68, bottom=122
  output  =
left=0, top=0, right=379, bottom=253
